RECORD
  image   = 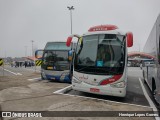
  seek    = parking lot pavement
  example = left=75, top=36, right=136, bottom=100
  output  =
left=0, top=67, right=158, bottom=120
left=0, top=66, right=17, bottom=76
left=0, top=65, right=41, bottom=76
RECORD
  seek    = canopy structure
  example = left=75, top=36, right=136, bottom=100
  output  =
left=128, top=51, right=155, bottom=60
left=25, top=56, right=38, bottom=61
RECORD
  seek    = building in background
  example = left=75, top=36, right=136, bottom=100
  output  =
left=128, top=51, right=155, bottom=67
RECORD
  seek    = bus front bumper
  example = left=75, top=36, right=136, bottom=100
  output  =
left=72, top=82, right=126, bottom=97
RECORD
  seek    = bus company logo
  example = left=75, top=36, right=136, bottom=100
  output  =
left=108, top=78, right=115, bottom=82
left=92, top=28, right=107, bottom=31
left=79, top=74, right=88, bottom=80
left=1, top=112, right=42, bottom=118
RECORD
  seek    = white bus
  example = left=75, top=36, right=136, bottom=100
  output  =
left=36, top=41, right=75, bottom=83
left=66, top=25, right=133, bottom=97
left=142, top=14, right=160, bottom=106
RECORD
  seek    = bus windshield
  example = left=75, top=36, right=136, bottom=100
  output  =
left=74, top=34, right=126, bottom=75
left=45, top=42, right=71, bottom=50
left=42, top=51, right=69, bottom=71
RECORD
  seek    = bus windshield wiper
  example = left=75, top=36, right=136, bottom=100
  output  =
left=93, top=67, right=122, bottom=75
left=95, top=68, right=118, bottom=75
left=75, top=66, right=122, bottom=75
left=107, top=67, right=122, bottom=75
left=75, top=66, right=92, bottom=72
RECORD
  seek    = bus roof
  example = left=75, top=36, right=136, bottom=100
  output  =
left=83, top=29, right=126, bottom=36
left=44, top=41, right=71, bottom=50
left=82, top=25, right=126, bottom=36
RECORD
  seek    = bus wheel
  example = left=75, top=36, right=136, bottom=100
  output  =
left=143, top=71, right=146, bottom=84
left=41, top=73, right=45, bottom=80
left=152, top=79, right=156, bottom=95
left=152, top=79, right=157, bottom=103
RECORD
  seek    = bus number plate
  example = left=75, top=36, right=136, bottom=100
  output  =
left=90, top=88, right=100, bottom=93
left=47, top=67, right=53, bottom=70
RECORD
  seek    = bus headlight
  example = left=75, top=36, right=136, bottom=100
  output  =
left=61, top=72, right=69, bottom=76
left=41, top=71, right=47, bottom=79
left=110, top=81, right=126, bottom=88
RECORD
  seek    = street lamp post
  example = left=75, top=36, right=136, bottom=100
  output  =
left=67, top=6, right=74, bottom=34
left=31, top=40, right=36, bottom=72
left=31, top=40, right=34, bottom=57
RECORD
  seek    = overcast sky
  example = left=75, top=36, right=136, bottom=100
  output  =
left=0, top=0, right=160, bottom=57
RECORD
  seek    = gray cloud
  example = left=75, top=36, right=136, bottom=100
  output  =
left=0, top=0, right=160, bottom=57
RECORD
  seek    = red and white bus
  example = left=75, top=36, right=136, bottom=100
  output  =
left=66, top=25, right=133, bottom=97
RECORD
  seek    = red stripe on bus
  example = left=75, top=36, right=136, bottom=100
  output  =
left=100, top=75, right=122, bottom=85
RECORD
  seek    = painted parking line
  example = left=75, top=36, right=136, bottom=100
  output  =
left=139, top=78, right=160, bottom=120
left=17, top=73, right=22, bottom=75
left=4, top=69, right=17, bottom=75
left=54, top=85, right=72, bottom=94
left=3, top=69, right=22, bottom=76
left=27, top=77, right=41, bottom=81
left=53, top=85, right=152, bottom=109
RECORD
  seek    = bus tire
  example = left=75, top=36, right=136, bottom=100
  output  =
left=152, top=79, right=156, bottom=95
left=41, top=73, right=45, bottom=80
left=152, top=79, right=157, bottom=102
left=143, top=70, right=146, bottom=84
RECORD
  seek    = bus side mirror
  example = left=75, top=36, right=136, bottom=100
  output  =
left=127, top=32, right=133, bottom=47
left=68, top=50, right=73, bottom=61
left=66, top=37, right=73, bottom=47
left=35, top=50, right=43, bottom=59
